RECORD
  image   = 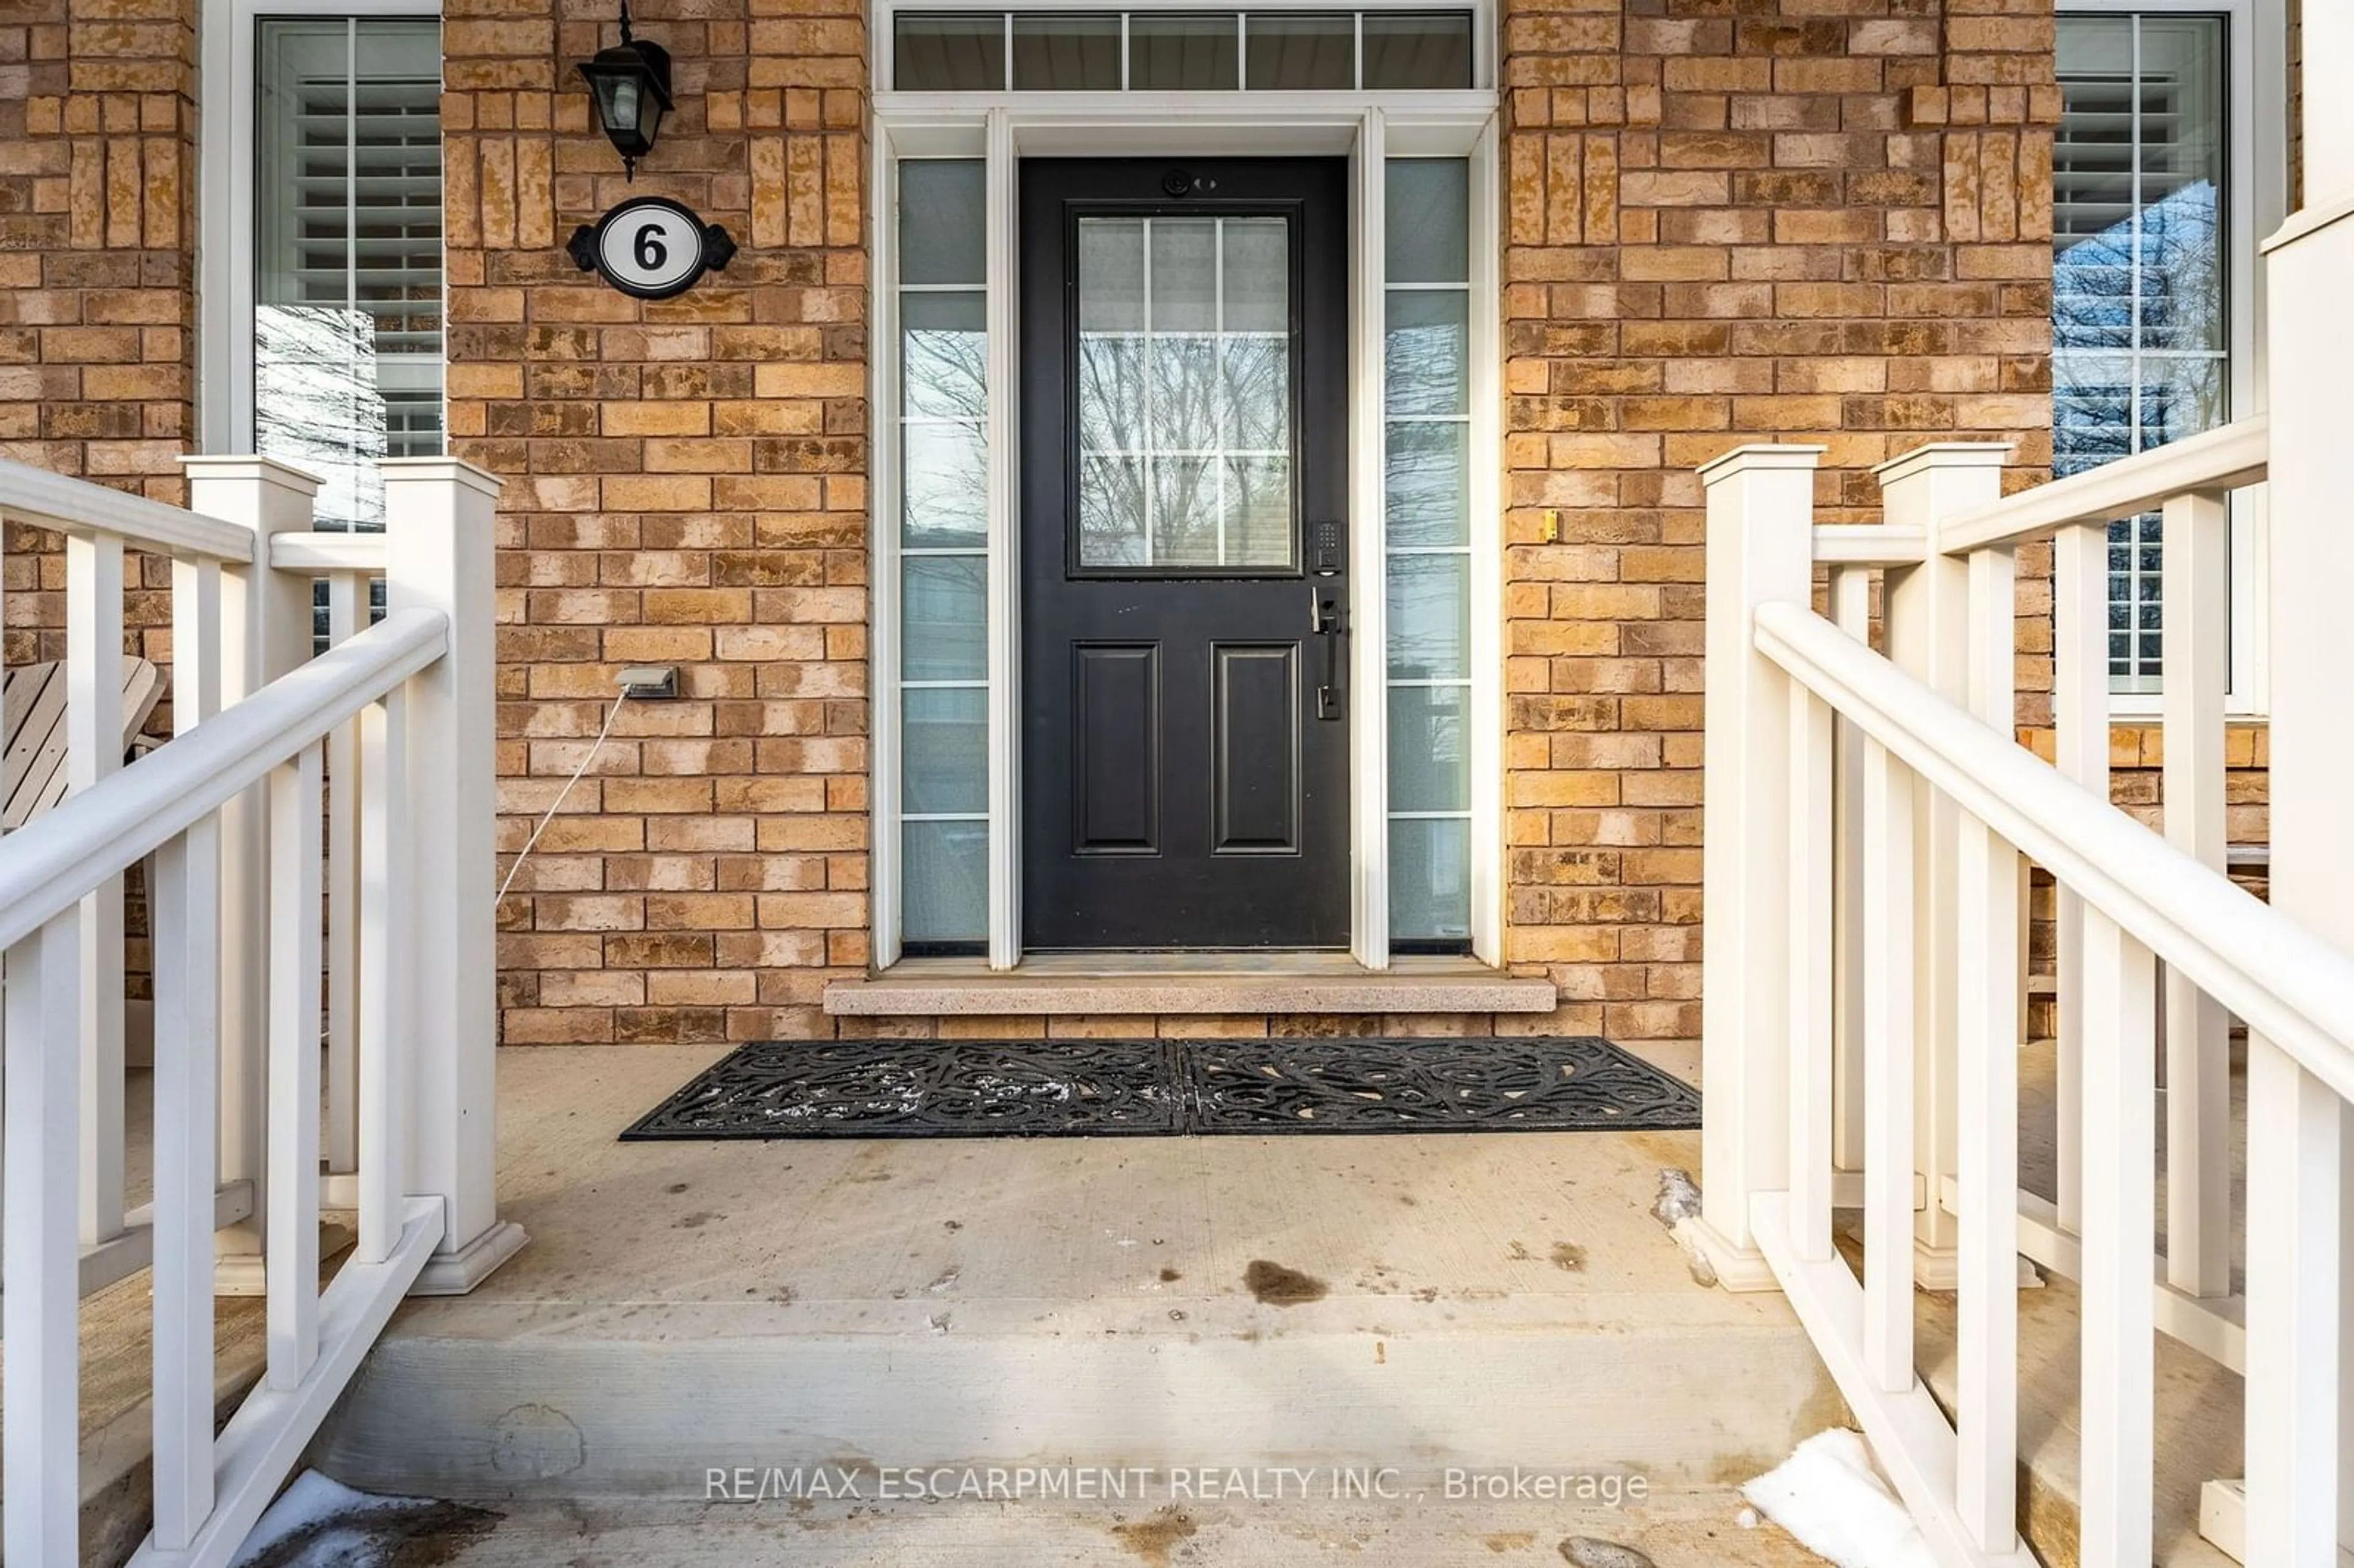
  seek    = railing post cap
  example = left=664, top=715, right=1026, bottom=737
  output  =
left=1696, top=443, right=1826, bottom=487
left=177, top=453, right=324, bottom=495
left=378, top=456, right=505, bottom=501
left=1870, top=441, right=2013, bottom=485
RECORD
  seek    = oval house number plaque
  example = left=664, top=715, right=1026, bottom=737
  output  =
left=568, top=196, right=738, bottom=300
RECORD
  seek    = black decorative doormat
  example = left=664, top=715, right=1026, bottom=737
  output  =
left=620, top=1037, right=1700, bottom=1141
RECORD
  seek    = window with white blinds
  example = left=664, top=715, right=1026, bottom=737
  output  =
left=255, top=18, right=444, bottom=542
left=2052, top=13, right=2227, bottom=694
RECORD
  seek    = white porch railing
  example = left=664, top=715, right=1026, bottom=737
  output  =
left=0, top=455, right=521, bottom=1566
left=1695, top=419, right=2351, bottom=1567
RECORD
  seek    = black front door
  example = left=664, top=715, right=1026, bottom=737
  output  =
left=1021, top=158, right=1349, bottom=950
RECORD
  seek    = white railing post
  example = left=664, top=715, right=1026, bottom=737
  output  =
left=182, top=455, right=320, bottom=1293
left=382, top=457, right=526, bottom=1293
left=1693, top=444, right=1821, bottom=1289
left=1873, top=443, right=2007, bottom=1292
left=2253, top=169, right=2353, bottom=1562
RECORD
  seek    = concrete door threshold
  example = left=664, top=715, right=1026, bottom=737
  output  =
left=821, top=951, right=1559, bottom=1017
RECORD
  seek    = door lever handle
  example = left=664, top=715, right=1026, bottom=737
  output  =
left=1310, top=592, right=1344, bottom=721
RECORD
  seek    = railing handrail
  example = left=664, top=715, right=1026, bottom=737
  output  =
left=0, top=607, right=446, bottom=951
left=0, top=456, right=256, bottom=565
left=1933, top=416, right=2271, bottom=556
left=270, top=530, right=389, bottom=573
left=1755, top=598, right=2354, bottom=1109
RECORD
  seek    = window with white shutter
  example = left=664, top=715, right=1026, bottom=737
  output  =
left=2053, top=13, right=2227, bottom=695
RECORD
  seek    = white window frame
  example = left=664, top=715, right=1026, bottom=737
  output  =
left=2057, top=0, right=2288, bottom=720
left=197, top=0, right=444, bottom=458
left=870, top=1, right=1502, bottom=972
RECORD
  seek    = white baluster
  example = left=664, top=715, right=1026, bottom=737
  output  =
left=1829, top=565, right=1870, bottom=1180
left=357, top=691, right=409, bottom=1266
left=4, top=911, right=83, bottom=1565
left=326, top=570, right=363, bottom=1178
left=150, top=816, right=221, bottom=1547
left=67, top=526, right=126, bottom=1248
left=2051, top=518, right=2106, bottom=1238
left=1955, top=810, right=2022, bottom=1552
left=2159, top=487, right=2230, bottom=1299
left=2077, top=907, right=2155, bottom=1568
left=1861, top=737, right=1917, bottom=1393
left=1789, top=681, right=1835, bottom=1263
left=267, top=742, right=324, bottom=1390
left=1957, top=534, right=2022, bottom=1553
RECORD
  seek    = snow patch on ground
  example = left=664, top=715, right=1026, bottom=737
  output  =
left=1740, top=1429, right=1935, bottom=1568
left=230, top=1470, right=493, bottom=1568
left=1649, top=1167, right=1718, bottom=1287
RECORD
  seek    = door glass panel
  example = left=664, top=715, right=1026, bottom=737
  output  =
left=1074, top=213, right=1296, bottom=571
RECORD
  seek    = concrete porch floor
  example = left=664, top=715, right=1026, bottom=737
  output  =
left=311, top=1042, right=1845, bottom=1531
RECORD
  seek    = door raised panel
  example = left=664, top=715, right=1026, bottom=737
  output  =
left=1210, top=642, right=1300, bottom=854
left=1072, top=642, right=1160, bottom=856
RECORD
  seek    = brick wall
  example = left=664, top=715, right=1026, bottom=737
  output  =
left=450, top=0, right=873, bottom=1046
left=1497, top=0, right=2059, bottom=1045
left=0, top=0, right=194, bottom=671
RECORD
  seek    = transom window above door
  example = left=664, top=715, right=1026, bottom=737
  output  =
left=891, top=10, right=1475, bottom=92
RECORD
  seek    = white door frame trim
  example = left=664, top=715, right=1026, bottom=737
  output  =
left=869, top=96, right=1503, bottom=973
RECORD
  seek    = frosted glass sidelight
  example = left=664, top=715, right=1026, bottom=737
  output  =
left=899, top=161, right=988, bottom=285
left=1390, top=818, right=1472, bottom=942
left=904, top=820, right=989, bottom=943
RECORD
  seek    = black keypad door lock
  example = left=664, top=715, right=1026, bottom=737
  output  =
left=1311, top=520, right=1343, bottom=576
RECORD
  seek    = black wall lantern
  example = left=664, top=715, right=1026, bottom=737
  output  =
left=578, top=1, right=672, bottom=180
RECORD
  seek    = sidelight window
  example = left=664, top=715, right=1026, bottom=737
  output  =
left=897, top=160, right=992, bottom=948
left=1383, top=159, right=1471, bottom=948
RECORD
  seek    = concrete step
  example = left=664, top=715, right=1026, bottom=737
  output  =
left=392, top=1489, right=1837, bottom=1566
left=308, top=1045, right=1844, bottom=1505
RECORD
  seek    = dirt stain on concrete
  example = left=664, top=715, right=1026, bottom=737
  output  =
left=1243, top=1260, right=1328, bottom=1306
left=1159, top=1266, right=1183, bottom=1282
left=1549, top=1242, right=1587, bottom=1273
left=243, top=1502, right=502, bottom=1567
left=674, top=1211, right=721, bottom=1230
left=1111, top=1506, right=1199, bottom=1566
left=1482, top=1530, right=1536, bottom=1552
left=1558, top=1538, right=1656, bottom=1568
